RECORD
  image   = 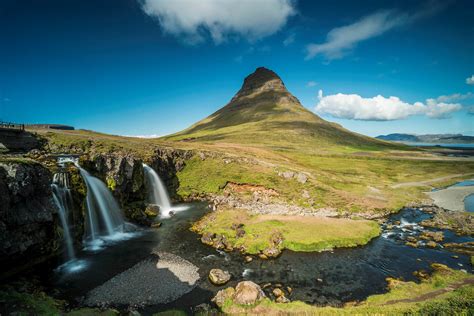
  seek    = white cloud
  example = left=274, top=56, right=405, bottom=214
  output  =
left=432, top=92, right=473, bottom=103
left=140, top=0, right=296, bottom=44
left=305, top=2, right=445, bottom=60
left=315, top=90, right=462, bottom=120
left=306, top=81, right=317, bottom=87
left=125, top=134, right=161, bottom=138
left=466, top=75, right=474, bottom=85
left=283, top=33, right=295, bottom=46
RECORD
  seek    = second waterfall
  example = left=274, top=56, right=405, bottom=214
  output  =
left=143, top=164, right=188, bottom=218
left=76, top=165, right=127, bottom=245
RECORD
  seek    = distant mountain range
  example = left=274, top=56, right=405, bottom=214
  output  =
left=376, top=133, right=474, bottom=144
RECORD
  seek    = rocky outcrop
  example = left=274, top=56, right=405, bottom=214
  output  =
left=0, top=159, right=58, bottom=278
left=80, top=153, right=148, bottom=224
left=0, top=130, right=43, bottom=153
left=78, top=147, right=193, bottom=225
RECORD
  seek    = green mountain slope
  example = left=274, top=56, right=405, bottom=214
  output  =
left=165, top=67, right=397, bottom=152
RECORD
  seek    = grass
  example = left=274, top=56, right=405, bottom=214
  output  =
left=177, top=153, right=474, bottom=214
left=0, top=286, right=119, bottom=316
left=36, top=127, right=474, bottom=215
left=192, top=208, right=381, bottom=254
left=220, top=264, right=474, bottom=315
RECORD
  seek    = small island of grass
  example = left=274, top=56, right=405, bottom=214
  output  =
left=192, top=208, right=381, bottom=256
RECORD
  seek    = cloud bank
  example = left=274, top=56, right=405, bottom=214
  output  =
left=315, top=90, right=462, bottom=120
left=139, top=0, right=296, bottom=44
left=306, top=2, right=445, bottom=60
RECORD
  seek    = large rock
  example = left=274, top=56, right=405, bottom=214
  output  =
left=212, top=287, right=235, bottom=308
left=233, top=281, right=266, bottom=305
left=209, top=268, right=231, bottom=285
left=212, top=281, right=266, bottom=308
left=0, top=160, right=58, bottom=278
left=145, top=204, right=160, bottom=218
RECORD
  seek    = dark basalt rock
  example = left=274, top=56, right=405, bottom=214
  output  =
left=0, top=160, right=59, bottom=278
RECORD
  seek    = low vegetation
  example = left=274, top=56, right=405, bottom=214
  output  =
left=0, top=286, right=118, bottom=315
left=192, top=208, right=381, bottom=254
left=220, top=264, right=474, bottom=315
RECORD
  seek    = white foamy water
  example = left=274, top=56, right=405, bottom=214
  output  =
left=242, top=268, right=254, bottom=278
left=56, top=259, right=88, bottom=274
left=75, top=164, right=129, bottom=245
left=143, top=164, right=189, bottom=218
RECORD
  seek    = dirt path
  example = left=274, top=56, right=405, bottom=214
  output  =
left=384, top=278, right=474, bottom=305
left=391, top=173, right=473, bottom=189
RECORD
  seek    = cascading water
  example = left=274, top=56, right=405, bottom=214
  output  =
left=51, top=169, right=87, bottom=273
left=143, top=164, right=188, bottom=218
left=76, top=166, right=126, bottom=244
left=51, top=172, right=75, bottom=261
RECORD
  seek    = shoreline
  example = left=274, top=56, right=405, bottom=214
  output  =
left=426, top=182, right=474, bottom=212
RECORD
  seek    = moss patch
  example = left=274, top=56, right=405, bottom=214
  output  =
left=192, top=208, right=381, bottom=254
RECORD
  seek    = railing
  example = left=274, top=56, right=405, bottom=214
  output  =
left=0, top=121, right=25, bottom=131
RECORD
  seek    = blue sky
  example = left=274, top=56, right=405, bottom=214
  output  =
left=0, top=0, right=473, bottom=137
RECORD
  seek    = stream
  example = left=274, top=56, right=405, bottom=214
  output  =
left=44, top=203, right=473, bottom=314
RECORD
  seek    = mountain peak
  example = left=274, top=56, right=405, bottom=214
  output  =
left=234, top=67, right=287, bottom=99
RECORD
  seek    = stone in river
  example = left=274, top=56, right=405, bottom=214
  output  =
left=233, top=281, right=266, bottom=305
left=209, top=268, right=231, bottom=285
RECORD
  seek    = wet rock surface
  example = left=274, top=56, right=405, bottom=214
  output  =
left=0, top=160, right=58, bottom=277
left=420, top=207, right=473, bottom=236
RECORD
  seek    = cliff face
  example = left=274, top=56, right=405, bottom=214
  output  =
left=78, top=147, right=193, bottom=224
left=0, top=160, right=59, bottom=278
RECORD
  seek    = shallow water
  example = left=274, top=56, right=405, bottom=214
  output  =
left=465, top=194, right=474, bottom=212
left=47, top=204, right=473, bottom=314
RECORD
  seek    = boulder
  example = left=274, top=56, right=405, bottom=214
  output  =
left=236, top=228, right=246, bottom=238
left=275, top=295, right=290, bottom=303
left=262, top=247, right=281, bottom=258
left=209, top=269, right=231, bottom=285
left=244, top=256, right=253, bottom=263
left=296, top=173, right=308, bottom=184
left=420, top=231, right=444, bottom=242
left=201, top=232, right=215, bottom=246
left=258, top=253, right=268, bottom=260
left=151, top=222, right=162, bottom=229
left=233, top=281, right=266, bottom=305
left=145, top=204, right=160, bottom=218
left=212, top=287, right=235, bottom=308
left=272, top=288, right=285, bottom=297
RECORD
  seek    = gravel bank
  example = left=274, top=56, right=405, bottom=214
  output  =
left=85, top=252, right=200, bottom=306
left=427, top=185, right=474, bottom=212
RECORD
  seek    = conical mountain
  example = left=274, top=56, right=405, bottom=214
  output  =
left=165, top=67, right=394, bottom=151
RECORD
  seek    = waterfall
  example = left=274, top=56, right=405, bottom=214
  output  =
left=51, top=173, right=75, bottom=261
left=143, top=164, right=188, bottom=218
left=76, top=166, right=125, bottom=243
